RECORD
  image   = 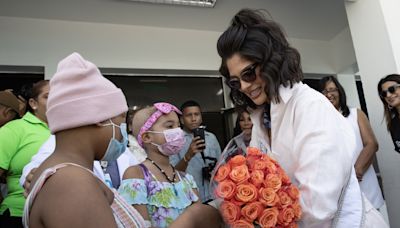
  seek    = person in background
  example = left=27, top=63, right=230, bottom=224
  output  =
left=231, top=109, right=253, bottom=150
left=0, top=80, right=50, bottom=228
left=170, top=100, right=221, bottom=203
left=216, top=8, right=387, bottom=227
left=0, top=90, right=21, bottom=127
left=221, top=109, right=253, bottom=157
left=0, top=90, right=24, bottom=203
left=320, top=76, right=384, bottom=210
left=377, top=74, right=400, bottom=154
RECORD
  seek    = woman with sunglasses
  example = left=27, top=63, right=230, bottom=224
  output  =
left=217, top=9, right=388, bottom=228
left=378, top=74, right=400, bottom=154
left=320, top=76, right=384, bottom=210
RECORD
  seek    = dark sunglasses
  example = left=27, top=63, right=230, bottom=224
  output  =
left=227, top=63, right=258, bottom=90
left=380, top=84, right=400, bottom=98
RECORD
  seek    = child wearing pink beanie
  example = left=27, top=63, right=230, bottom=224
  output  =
left=22, top=53, right=146, bottom=228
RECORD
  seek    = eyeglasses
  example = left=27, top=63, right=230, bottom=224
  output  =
left=322, top=88, right=338, bottom=95
left=380, top=84, right=400, bottom=98
left=227, top=63, right=258, bottom=90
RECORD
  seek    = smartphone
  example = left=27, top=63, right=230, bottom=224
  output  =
left=192, top=126, right=206, bottom=150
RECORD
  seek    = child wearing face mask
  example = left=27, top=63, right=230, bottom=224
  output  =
left=118, top=102, right=200, bottom=228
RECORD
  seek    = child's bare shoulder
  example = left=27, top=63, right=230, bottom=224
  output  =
left=122, top=164, right=144, bottom=180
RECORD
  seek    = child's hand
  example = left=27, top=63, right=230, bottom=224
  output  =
left=23, top=168, right=37, bottom=197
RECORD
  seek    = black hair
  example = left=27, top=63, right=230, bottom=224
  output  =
left=319, top=76, right=350, bottom=117
left=232, top=109, right=250, bottom=137
left=217, top=8, right=303, bottom=109
left=377, top=74, right=400, bottom=131
left=180, top=100, right=201, bottom=112
left=19, top=80, right=49, bottom=113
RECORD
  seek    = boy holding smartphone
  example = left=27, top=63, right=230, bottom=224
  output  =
left=170, top=100, right=221, bottom=203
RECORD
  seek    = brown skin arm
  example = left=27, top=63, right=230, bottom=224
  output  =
left=355, top=109, right=379, bottom=181
left=170, top=203, right=223, bottom=228
left=122, top=165, right=151, bottom=222
left=30, top=167, right=117, bottom=228
left=174, top=137, right=205, bottom=172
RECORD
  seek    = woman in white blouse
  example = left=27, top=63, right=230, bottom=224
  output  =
left=216, top=8, right=387, bottom=228
left=320, top=76, right=384, bottom=210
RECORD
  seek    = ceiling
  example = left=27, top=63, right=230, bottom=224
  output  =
left=0, top=0, right=349, bottom=41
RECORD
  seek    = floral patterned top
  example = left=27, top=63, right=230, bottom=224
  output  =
left=118, top=164, right=199, bottom=228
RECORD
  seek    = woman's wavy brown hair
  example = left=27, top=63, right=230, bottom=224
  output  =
left=217, top=9, right=303, bottom=109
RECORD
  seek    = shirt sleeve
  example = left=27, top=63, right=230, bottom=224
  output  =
left=0, top=125, right=20, bottom=171
left=292, top=98, right=354, bottom=228
left=184, top=173, right=198, bottom=189
left=19, top=135, right=55, bottom=187
left=118, top=179, right=149, bottom=205
left=208, top=133, right=221, bottom=158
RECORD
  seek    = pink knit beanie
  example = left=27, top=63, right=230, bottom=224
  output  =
left=46, top=52, right=128, bottom=133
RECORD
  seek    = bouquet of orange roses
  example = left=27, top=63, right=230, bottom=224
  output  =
left=212, top=147, right=302, bottom=228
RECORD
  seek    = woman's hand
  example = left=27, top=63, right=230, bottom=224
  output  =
left=355, top=109, right=379, bottom=181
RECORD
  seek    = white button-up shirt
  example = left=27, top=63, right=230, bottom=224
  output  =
left=250, top=82, right=362, bottom=228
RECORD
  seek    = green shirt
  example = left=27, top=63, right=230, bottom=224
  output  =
left=0, top=112, right=50, bottom=217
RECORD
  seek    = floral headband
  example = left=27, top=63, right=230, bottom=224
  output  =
left=137, top=102, right=182, bottom=146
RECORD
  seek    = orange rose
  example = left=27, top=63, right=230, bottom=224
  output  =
left=215, top=180, right=236, bottom=199
left=250, top=170, right=264, bottom=187
left=259, top=187, right=279, bottom=207
left=277, top=167, right=291, bottom=185
left=258, top=207, right=279, bottom=228
left=260, top=153, right=272, bottom=162
left=252, top=159, right=269, bottom=171
left=278, top=190, right=292, bottom=208
left=230, top=165, right=250, bottom=183
left=247, top=147, right=262, bottom=156
left=231, top=219, right=254, bottom=228
left=277, top=207, right=295, bottom=226
left=220, top=201, right=241, bottom=224
left=291, top=202, right=302, bottom=220
left=286, top=223, right=299, bottom=228
left=264, top=174, right=282, bottom=192
left=235, top=183, right=258, bottom=203
left=214, top=163, right=231, bottom=182
left=229, top=155, right=246, bottom=167
left=230, top=197, right=246, bottom=207
left=246, top=155, right=258, bottom=168
left=264, top=160, right=278, bottom=175
left=286, top=185, right=300, bottom=200
left=241, top=201, right=264, bottom=223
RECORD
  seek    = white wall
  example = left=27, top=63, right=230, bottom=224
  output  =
left=337, top=74, right=360, bottom=108
left=0, top=16, right=342, bottom=78
left=330, top=27, right=357, bottom=73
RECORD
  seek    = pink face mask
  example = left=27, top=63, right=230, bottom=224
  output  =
left=149, top=127, right=185, bottom=156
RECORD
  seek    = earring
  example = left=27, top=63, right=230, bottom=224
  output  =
left=388, top=104, right=393, bottom=110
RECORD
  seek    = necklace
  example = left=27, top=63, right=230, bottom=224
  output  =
left=146, top=158, right=176, bottom=183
